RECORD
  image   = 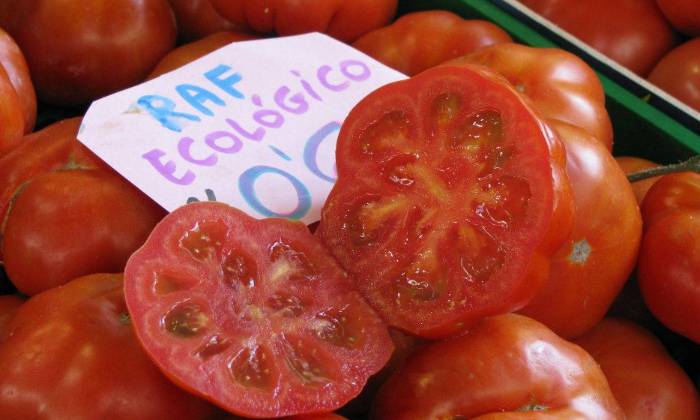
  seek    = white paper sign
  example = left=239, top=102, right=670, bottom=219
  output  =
left=78, top=33, right=406, bottom=223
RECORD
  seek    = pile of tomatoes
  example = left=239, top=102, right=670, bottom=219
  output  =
left=0, top=1, right=699, bottom=419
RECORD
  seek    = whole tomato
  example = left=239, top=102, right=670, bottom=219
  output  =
left=148, top=31, right=258, bottom=79
left=461, top=42, right=614, bottom=150
left=0, top=273, right=219, bottom=419
left=3, top=170, right=165, bottom=296
left=648, top=38, right=700, bottom=114
left=209, top=0, right=397, bottom=42
left=638, top=173, right=700, bottom=343
left=518, top=121, right=641, bottom=338
left=0, top=27, right=35, bottom=134
left=656, top=0, right=700, bottom=36
left=352, top=10, right=512, bottom=76
left=519, top=0, right=678, bottom=76
left=615, top=156, right=661, bottom=204
left=167, top=0, right=241, bottom=42
left=575, top=318, right=700, bottom=419
left=0, top=0, right=177, bottom=106
left=372, top=314, right=624, bottom=419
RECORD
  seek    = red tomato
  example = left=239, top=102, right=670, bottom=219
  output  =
left=209, top=0, right=397, bottom=42
left=656, top=0, right=700, bottom=36
left=124, top=202, right=394, bottom=418
left=638, top=173, right=700, bottom=344
left=615, top=156, right=661, bottom=204
left=518, top=121, right=642, bottom=338
left=168, top=0, right=242, bottom=42
left=0, top=64, right=23, bottom=157
left=352, top=10, right=512, bottom=76
left=372, top=314, right=624, bottom=419
left=317, top=63, right=574, bottom=338
left=3, top=169, right=165, bottom=296
left=575, top=318, right=700, bottom=420
left=0, top=273, right=219, bottom=419
left=648, top=38, right=700, bottom=114
left=519, top=0, right=678, bottom=76
left=148, top=31, right=258, bottom=79
left=461, top=42, right=614, bottom=150
left=0, top=27, right=36, bottom=134
left=0, top=295, right=23, bottom=343
left=0, top=0, right=177, bottom=105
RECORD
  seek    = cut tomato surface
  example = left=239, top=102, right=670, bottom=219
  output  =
left=124, top=202, right=393, bottom=418
left=317, top=64, right=572, bottom=338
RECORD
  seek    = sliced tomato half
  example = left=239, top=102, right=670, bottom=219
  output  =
left=317, top=64, right=572, bottom=338
left=124, top=202, right=394, bottom=418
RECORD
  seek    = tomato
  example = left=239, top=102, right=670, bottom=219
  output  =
left=372, top=313, right=624, bottom=419
left=638, top=173, right=700, bottom=344
left=352, top=10, right=512, bottom=76
left=0, top=0, right=177, bottom=106
left=124, top=202, right=394, bottom=418
left=518, top=121, right=642, bottom=338
left=648, top=38, right=700, bottom=114
left=656, top=0, right=700, bottom=36
left=0, top=27, right=36, bottom=134
left=208, top=0, right=397, bottom=42
left=317, top=63, right=573, bottom=338
left=519, top=0, right=678, bottom=76
left=168, top=0, right=242, bottom=42
left=0, top=294, right=23, bottom=343
left=3, top=169, right=166, bottom=296
left=0, top=273, right=220, bottom=419
left=0, top=63, right=23, bottom=157
left=460, top=42, right=614, bottom=150
left=575, top=318, right=700, bottom=419
left=615, top=156, right=661, bottom=204
left=148, top=31, right=258, bottom=79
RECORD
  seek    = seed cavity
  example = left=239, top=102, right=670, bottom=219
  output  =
left=269, top=240, right=316, bottom=280
left=359, top=111, right=412, bottom=155
left=153, top=272, right=193, bottom=295
left=222, top=250, right=257, bottom=288
left=266, top=293, right=306, bottom=317
left=194, top=335, right=230, bottom=360
left=432, top=92, right=462, bottom=126
left=313, top=305, right=361, bottom=348
left=281, top=335, right=331, bottom=385
left=455, top=224, right=505, bottom=284
left=229, top=345, right=275, bottom=390
left=179, top=220, right=227, bottom=263
left=163, top=301, right=210, bottom=338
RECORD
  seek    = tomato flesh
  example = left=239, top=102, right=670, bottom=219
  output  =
left=124, top=202, right=393, bottom=418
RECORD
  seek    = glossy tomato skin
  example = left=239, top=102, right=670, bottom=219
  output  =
left=575, top=318, right=700, bottom=419
left=520, top=0, right=678, bottom=76
left=209, top=0, right=397, bottom=42
left=317, top=63, right=573, bottom=338
left=461, top=42, right=613, bottom=150
left=0, top=64, right=23, bottom=157
left=124, top=202, right=394, bottom=418
left=615, top=156, right=661, bottom=204
left=0, top=27, right=36, bottom=134
left=648, top=38, right=700, bottom=114
left=518, top=121, right=642, bottom=338
left=352, top=10, right=512, bottom=76
left=0, top=0, right=177, bottom=106
left=168, top=0, right=241, bottom=42
left=638, top=173, right=700, bottom=344
left=148, top=31, right=258, bottom=79
left=0, top=294, right=23, bottom=343
left=656, top=0, right=700, bottom=35
left=0, top=273, right=219, bottom=419
left=3, top=169, right=166, bottom=296
left=372, top=314, right=624, bottom=419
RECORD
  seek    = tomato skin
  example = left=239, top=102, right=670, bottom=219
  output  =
left=0, top=0, right=177, bottom=106
left=648, top=38, right=700, bottom=114
left=0, top=27, right=36, bottom=134
left=520, top=0, right=678, bottom=76
left=124, top=202, right=393, bottom=418
left=461, top=43, right=613, bottom=150
left=3, top=169, right=165, bottom=296
left=168, top=0, right=242, bottom=42
left=575, top=318, right=700, bottom=419
left=148, top=31, right=258, bottom=79
left=518, top=121, right=642, bottom=338
left=0, top=294, right=23, bottom=343
left=352, top=10, right=512, bottom=76
left=656, top=0, right=700, bottom=36
left=615, top=156, right=661, bottom=205
left=318, top=63, right=573, bottom=338
left=0, top=64, right=23, bottom=158
left=638, top=173, right=700, bottom=344
left=372, top=313, right=624, bottom=419
left=0, top=273, right=219, bottom=420
left=209, top=0, right=397, bottom=42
